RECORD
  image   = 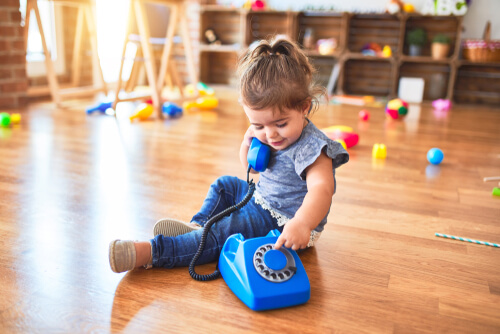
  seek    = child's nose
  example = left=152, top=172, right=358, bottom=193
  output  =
left=265, top=128, right=278, bottom=139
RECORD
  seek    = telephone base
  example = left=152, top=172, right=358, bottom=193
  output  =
left=219, top=230, right=310, bottom=311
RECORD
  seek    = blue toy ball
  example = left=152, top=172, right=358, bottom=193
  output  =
left=427, top=148, right=444, bottom=165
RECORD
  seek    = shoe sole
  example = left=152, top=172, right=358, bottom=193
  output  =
left=109, top=240, right=119, bottom=273
left=153, top=218, right=200, bottom=237
left=109, top=239, right=136, bottom=273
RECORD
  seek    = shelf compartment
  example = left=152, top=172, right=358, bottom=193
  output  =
left=404, top=16, right=461, bottom=58
left=342, top=58, right=394, bottom=96
left=199, top=52, right=239, bottom=85
left=246, top=12, right=292, bottom=45
left=200, top=9, right=243, bottom=46
left=347, top=14, right=401, bottom=54
left=454, top=65, right=500, bottom=105
left=399, top=62, right=450, bottom=100
left=296, top=12, right=345, bottom=52
left=310, top=56, right=337, bottom=88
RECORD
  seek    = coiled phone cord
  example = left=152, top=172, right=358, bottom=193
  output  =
left=189, top=165, right=255, bottom=281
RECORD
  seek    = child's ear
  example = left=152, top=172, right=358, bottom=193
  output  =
left=302, top=99, right=312, bottom=116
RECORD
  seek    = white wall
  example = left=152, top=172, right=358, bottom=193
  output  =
left=225, top=0, right=499, bottom=39
left=461, top=0, right=499, bottom=39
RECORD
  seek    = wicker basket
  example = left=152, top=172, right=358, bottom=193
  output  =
left=462, top=21, right=500, bottom=63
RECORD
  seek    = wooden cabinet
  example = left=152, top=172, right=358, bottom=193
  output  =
left=198, top=7, right=499, bottom=105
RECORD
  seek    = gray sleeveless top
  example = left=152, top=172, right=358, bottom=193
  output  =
left=254, top=120, right=349, bottom=233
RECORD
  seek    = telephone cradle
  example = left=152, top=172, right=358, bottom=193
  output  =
left=218, top=229, right=310, bottom=311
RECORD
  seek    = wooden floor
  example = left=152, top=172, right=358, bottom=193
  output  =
left=1, top=88, right=499, bottom=333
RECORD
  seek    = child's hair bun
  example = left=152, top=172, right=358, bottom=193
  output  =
left=238, top=37, right=325, bottom=114
left=249, top=38, right=293, bottom=58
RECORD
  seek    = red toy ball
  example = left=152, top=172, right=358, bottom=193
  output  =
left=359, top=109, right=370, bottom=121
left=322, top=126, right=359, bottom=149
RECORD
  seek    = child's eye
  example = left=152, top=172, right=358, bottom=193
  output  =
left=253, top=125, right=264, bottom=130
left=276, top=123, right=287, bottom=128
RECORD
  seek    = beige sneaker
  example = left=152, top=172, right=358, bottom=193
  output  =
left=153, top=218, right=201, bottom=237
left=109, top=239, right=136, bottom=273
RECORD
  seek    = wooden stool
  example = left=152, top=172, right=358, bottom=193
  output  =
left=24, top=0, right=107, bottom=106
left=113, top=0, right=198, bottom=118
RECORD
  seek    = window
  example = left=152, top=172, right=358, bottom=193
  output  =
left=20, top=1, right=65, bottom=77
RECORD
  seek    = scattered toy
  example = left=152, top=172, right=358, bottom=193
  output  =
left=432, top=99, right=452, bottom=111
left=162, top=102, right=183, bottom=117
left=493, top=187, right=500, bottom=197
left=359, top=109, right=370, bottom=121
left=372, top=143, right=387, bottom=159
left=86, top=101, right=113, bottom=114
left=10, top=113, right=21, bottom=124
left=183, top=96, right=219, bottom=111
left=386, top=98, right=408, bottom=119
left=321, top=125, right=359, bottom=148
left=130, top=103, right=154, bottom=121
left=331, top=95, right=383, bottom=107
left=0, top=112, right=21, bottom=128
left=0, top=112, right=11, bottom=127
left=184, top=82, right=215, bottom=97
left=427, top=148, right=444, bottom=165
left=435, top=233, right=499, bottom=248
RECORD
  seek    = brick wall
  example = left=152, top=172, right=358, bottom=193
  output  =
left=0, top=0, right=28, bottom=110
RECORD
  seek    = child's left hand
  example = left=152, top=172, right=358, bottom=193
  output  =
left=274, top=218, right=311, bottom=250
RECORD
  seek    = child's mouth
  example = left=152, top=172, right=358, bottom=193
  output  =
left=271, top=140, right=284, bottom=147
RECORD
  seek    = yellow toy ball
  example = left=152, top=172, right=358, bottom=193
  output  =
left=10, top=113, right=21, bottom=124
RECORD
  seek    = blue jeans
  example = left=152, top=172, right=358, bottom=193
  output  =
left=150, top=176, right=281, bottom=268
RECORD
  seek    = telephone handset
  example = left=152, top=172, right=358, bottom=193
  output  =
left=247, top=137, right=270, bottom=172
left=189, top=137, right=310, bottom=311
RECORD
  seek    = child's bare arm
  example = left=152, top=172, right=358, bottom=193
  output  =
left=274, top=152, right=335, bottom=250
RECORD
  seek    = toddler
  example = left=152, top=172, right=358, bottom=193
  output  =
left=109, top=38, right=349, bottom=273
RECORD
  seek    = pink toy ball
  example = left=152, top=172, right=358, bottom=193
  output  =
left=385, top=98, right=408, bottom=120
left=359, top=109, right=370, bottom=121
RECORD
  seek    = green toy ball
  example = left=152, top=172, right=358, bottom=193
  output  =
left=0, top=112, right=11, bottom=127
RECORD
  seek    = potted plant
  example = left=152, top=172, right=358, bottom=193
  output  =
left=406, top=28, right=427, bottom=56
left=431, top=34, right=451, bottom=59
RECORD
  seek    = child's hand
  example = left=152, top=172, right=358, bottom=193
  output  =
left=243, top=126, right=256, bottom=147
left=274, top=218, right=311, bottom=250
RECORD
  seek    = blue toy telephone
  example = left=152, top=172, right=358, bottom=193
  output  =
left=189, top=138, right=310, bottom=311
left=219, top=230, right=310, bottom=311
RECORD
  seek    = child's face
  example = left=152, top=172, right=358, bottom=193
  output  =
left=243, top=104, right=309, bottom=150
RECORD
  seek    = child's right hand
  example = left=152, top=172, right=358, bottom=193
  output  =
left=243, top=126, right=256, bottom=147
left=240, top=126, right=258, bottom=171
